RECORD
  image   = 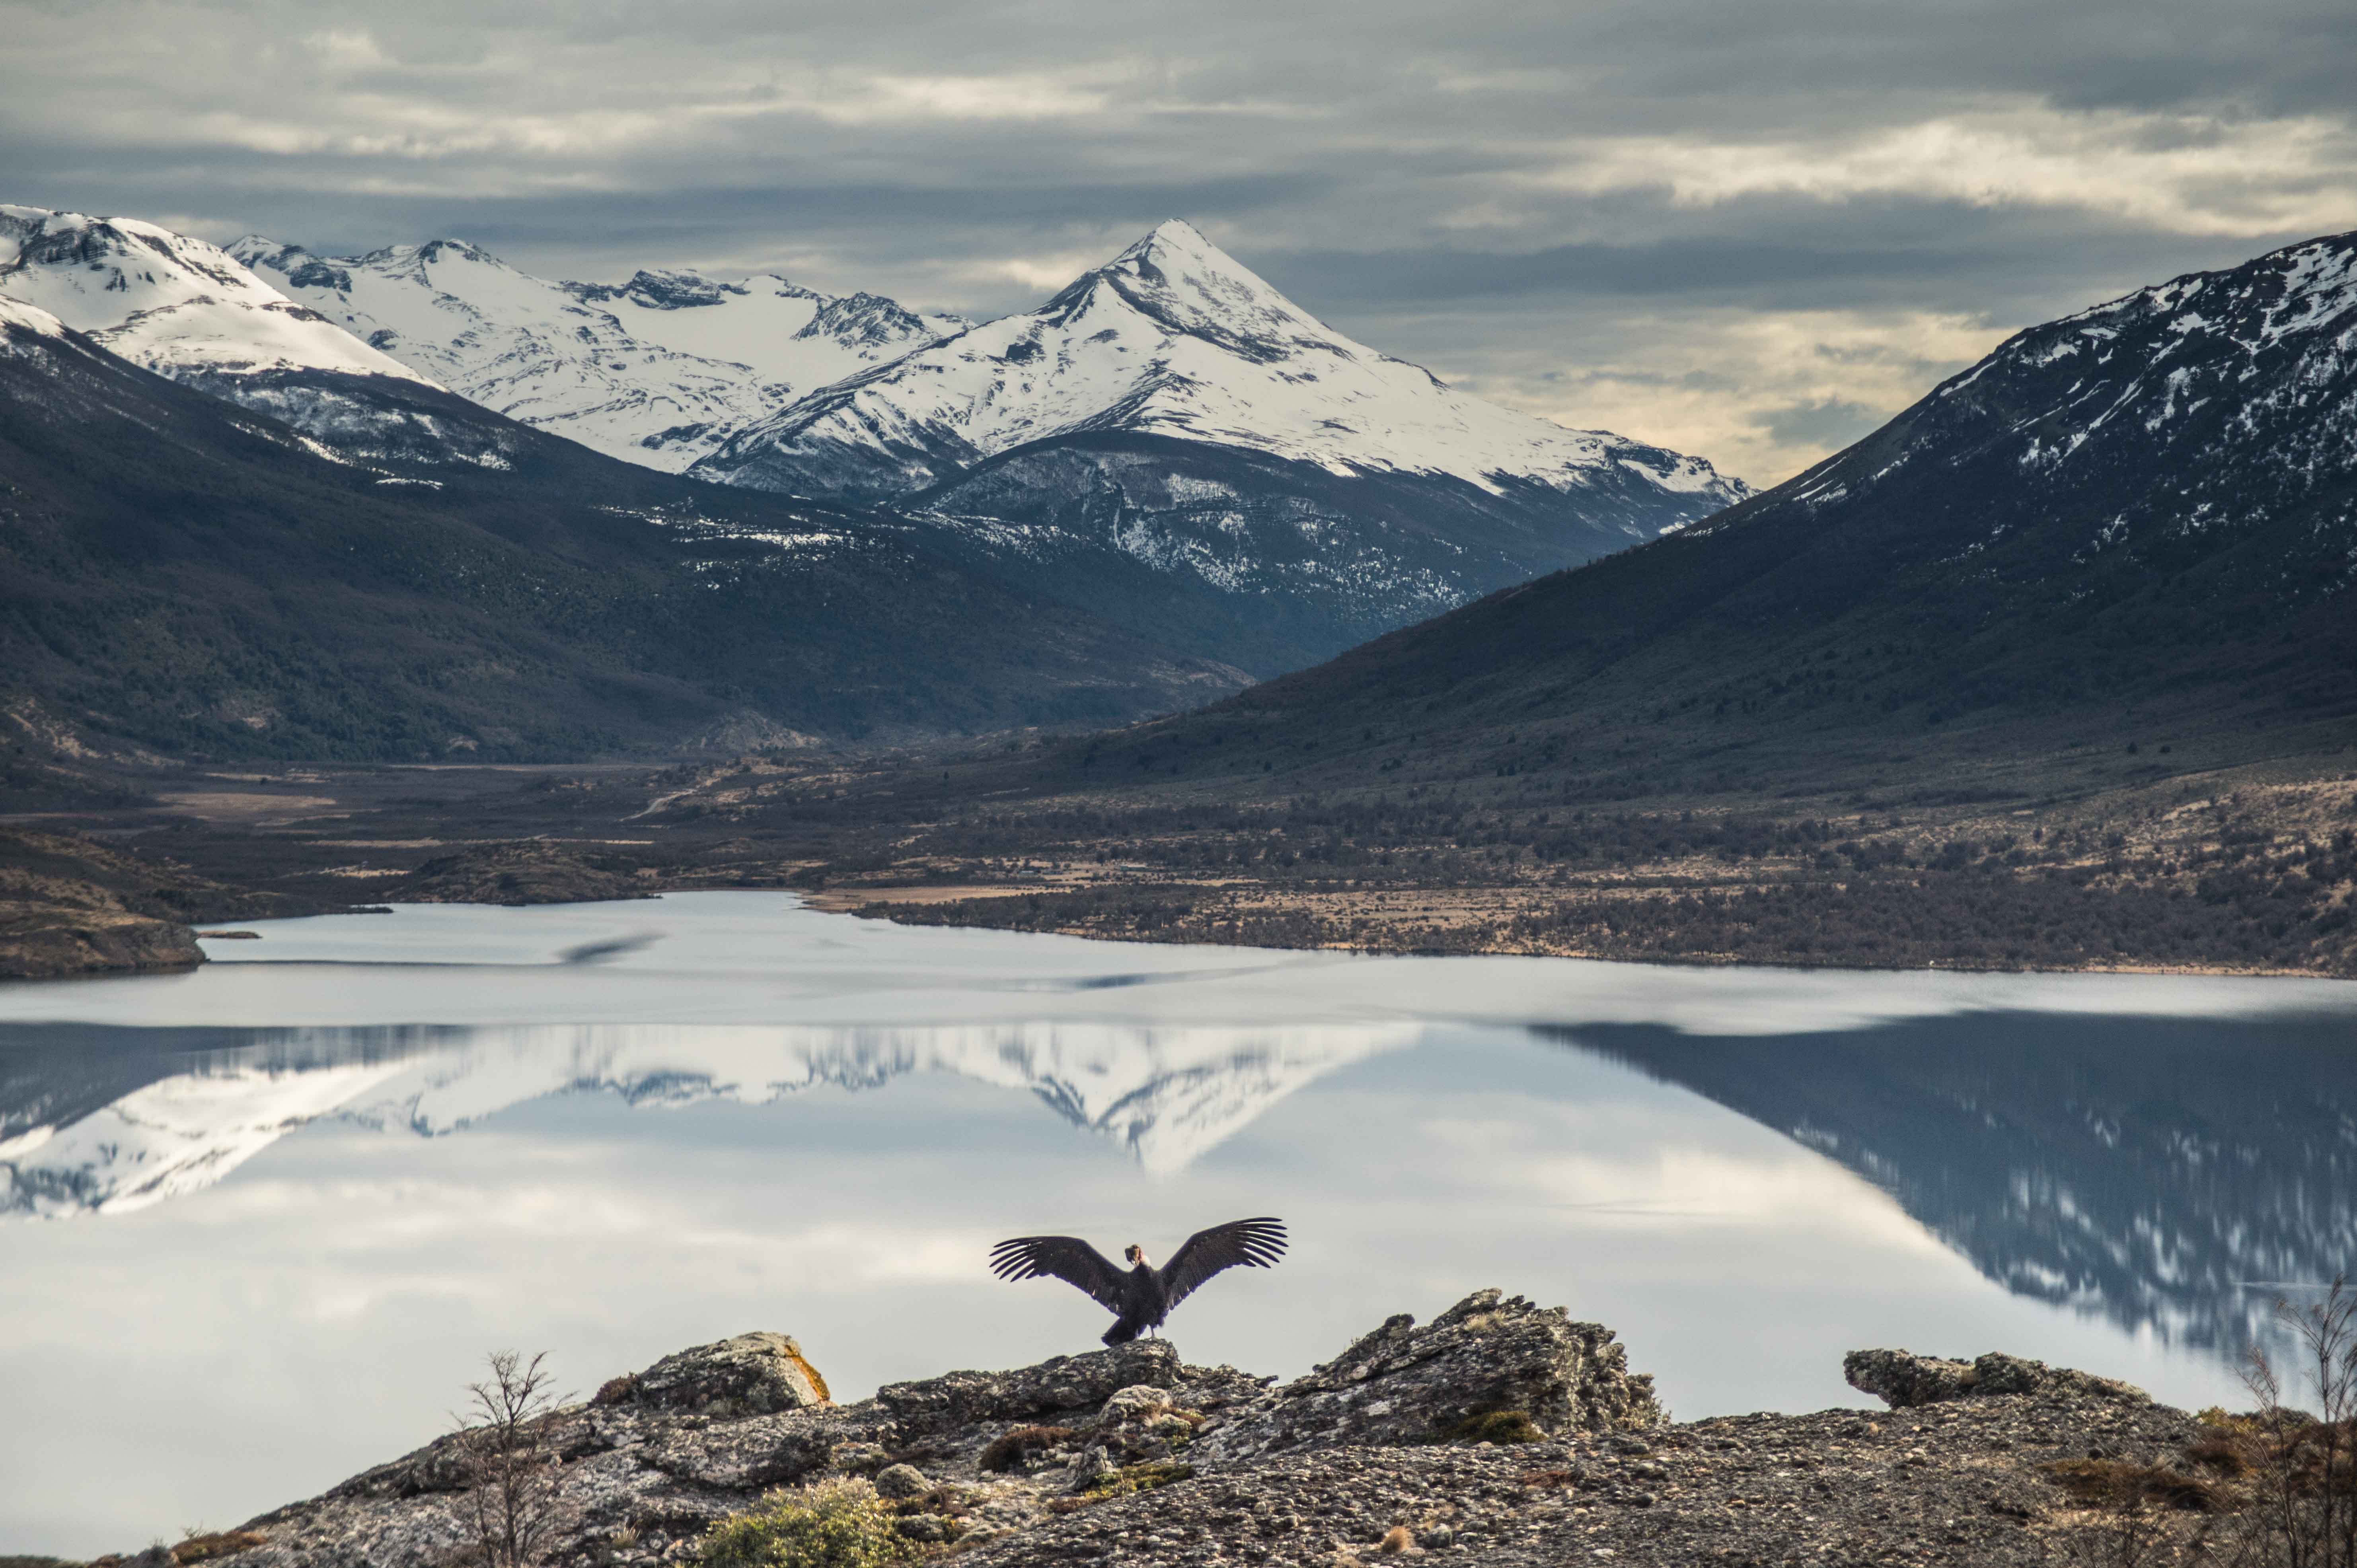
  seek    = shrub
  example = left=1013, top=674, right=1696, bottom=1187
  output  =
left=1420, top=1408, right=1546, bottom=1445
left=697, top=1478, right=919, bottom=1568
left=172, top=1533, right=270, bottom=1564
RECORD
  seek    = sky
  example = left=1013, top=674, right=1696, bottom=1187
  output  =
left=4, top=0, right=2355, bottom=486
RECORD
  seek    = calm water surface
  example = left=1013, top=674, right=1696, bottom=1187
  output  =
left=4, top=892, right=2355, bottom=1554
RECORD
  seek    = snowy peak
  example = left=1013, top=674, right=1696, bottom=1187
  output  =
left=1066, top=218, right=1342, bottom=360
left=0, top=206, right=432, bottom=387
left=693, top=219, right=1750, bottom=519
left=797, top=290, right=931, bottom=349
left=3, top=205, right=279, bottom=321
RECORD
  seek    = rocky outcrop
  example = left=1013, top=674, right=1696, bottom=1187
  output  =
left=1194, top=1288, right=1660, bottom=1461
left=604, top=1331, right=832, bottom=1416
left=1844, top=1348, right=2153, bottom=1409
left=129, top=1297, right=2226, bottom=1568
left=0, top=825, right=286, bottom=980
left=384, top=841, right=653, bottom=906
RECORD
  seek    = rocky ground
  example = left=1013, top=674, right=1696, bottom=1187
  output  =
left=59, top=1290, right=2246, bottom=1568
left=0, top=826, right=302, bottom=980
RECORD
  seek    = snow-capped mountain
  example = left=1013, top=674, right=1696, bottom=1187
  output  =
left=1, top=1021, right=1416, bottom=1217
left=234, top=237, right=965, bottom=470
left=695, top=220, right=1747, bottom=512
left=0, top=205, right=434, bottom=390
left=684, top=221, right=1748, bottom=667
left=1706, top=227, right=2357, bottom=562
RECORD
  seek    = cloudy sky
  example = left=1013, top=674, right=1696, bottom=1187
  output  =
left=6, top=0, right=2355, bottom=485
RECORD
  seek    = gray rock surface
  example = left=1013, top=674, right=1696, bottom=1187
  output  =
left=877, top=1339, right=1183, bottom=1438
left=1193, top=1288, right=1661, bottom=1461
left=1844, top=1348, right=2152, bottom=1409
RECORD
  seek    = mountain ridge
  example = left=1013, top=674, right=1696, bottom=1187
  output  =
left=234, top=234, right=966, bottom=470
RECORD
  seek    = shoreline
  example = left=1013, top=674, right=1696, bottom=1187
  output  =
left=814, top=878, right=2336, bottom=982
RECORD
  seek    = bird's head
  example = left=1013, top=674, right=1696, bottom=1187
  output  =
left=1125, top=1243, right=1151, bottom=1268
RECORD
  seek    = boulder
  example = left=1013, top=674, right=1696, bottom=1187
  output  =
left=878, top=1340, right=1182, bottom=1437
left=873, top=1463, right=929, bottom=1500
left=611, top=1332, right=832, bottom=1417
left=1843, top=1349, right=2150, bottom=1409
left=1193, top=1289, right=1662, bottom=1461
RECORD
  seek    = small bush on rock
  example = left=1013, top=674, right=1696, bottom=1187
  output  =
left=1422, top=1408, right=1545, bottom=1445
left=697, top=1478, right=918, bottom=1568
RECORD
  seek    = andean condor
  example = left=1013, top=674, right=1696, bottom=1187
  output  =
left=988, top=1218, right=1288, bottom=1344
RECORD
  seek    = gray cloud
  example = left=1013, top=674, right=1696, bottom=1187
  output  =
left=4, top=0, right=2353, bottom=483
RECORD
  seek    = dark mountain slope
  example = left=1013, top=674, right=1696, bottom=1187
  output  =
left=1067, top=227, right=2357, bottom=792
left=0, top=307, right=1244, bottom=762
left=894, top=428, right=1740, bottom=674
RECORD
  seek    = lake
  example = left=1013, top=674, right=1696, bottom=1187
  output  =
left=4, top=892, right=2355, bottom=1556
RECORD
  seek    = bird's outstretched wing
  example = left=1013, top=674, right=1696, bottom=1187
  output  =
left=1158, top=1217, right=1287, bottom=1309
left=988, top=1235, right=1129, bottom=1313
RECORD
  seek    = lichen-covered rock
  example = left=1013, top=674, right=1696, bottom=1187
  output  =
left=1192, top=1288, right=1661, bottom=1461
left=638, top=1409, right=836, bottom=1490
left=620, top=1331, right=832, bottom=1416
left=872, top=1462, right=928, bottom=1500
left=1844, top=1348, right=2151, bottom=1409
left=878, top=1340, right=1181, bottom=1437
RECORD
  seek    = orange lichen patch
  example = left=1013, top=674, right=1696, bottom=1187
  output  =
left=783, top=1341, right=832, bottom=1405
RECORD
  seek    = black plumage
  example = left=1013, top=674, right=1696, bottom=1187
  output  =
left=988, top=1218, right=1288, bottom=1345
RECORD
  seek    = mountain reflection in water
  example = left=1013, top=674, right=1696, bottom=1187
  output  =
left=1568, top=1014, right=2357, bottom=1358
left=1, top=1020, right=1418, bottom=1215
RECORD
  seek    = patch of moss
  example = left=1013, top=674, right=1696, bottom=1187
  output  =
left=1419, top=1408, right=1546, bottom=1446
left=1047, top=1462, right=1197, bottom=1514
left=697, top=1477, right=918, bottom=1568
left=171, top=1535, right=267, bottom=1566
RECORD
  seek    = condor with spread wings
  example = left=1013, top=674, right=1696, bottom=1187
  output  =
left=988, top=1218, right=1288, bottom=1345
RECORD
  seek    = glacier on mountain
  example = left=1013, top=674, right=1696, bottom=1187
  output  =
left=234, top=237, right=964, bottom=470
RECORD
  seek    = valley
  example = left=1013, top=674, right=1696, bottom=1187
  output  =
left=2, top=212, right=2351, bottom=984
